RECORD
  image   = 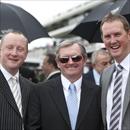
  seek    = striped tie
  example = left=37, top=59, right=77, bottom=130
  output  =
left=109, top=65, right=123, bottom=130
left=67, top=84, right=78, bottom=130
left=11, top=77, right=22, bottom=116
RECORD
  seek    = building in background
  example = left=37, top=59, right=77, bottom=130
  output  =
left=26, top=0, right=114, bottom=70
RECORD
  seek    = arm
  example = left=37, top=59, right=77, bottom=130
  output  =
left=25, top=86, right=41, bottom=130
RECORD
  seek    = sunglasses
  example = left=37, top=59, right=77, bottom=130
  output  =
left=59, top=55, right=83, bottom=63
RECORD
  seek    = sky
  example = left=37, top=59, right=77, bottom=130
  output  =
left=1, top=0, right=88, bottom=49
left=1, top=0, right=87, bottom=25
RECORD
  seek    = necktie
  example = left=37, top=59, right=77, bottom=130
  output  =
left=11, top=76, right=22, bottom=116
left=67, top=84, right=78, bottom=130
left=109, top=65, right=123, bottom=130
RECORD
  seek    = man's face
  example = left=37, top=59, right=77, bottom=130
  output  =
left=42, top=56, right=51, bottom=77
left=0, top=33, right=28, bottom=75
left=101, top=20, right=130, bottom=62
left=94, top=54, right=112, bottom=73
left=57, top=44, right=86, bottom=81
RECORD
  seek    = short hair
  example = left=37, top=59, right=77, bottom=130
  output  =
left=91, top=49, right=111, bottom=64
left=1, top=29, right=28, bottom=45
left=45, top=53, right=58, bottom=69
left=100, top=13, right=130, bottom=35
left=56, top=40, right=87, bottom=59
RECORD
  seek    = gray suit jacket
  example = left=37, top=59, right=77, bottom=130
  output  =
left=0, top=70, right=34, bottom=130
left=101, top=64, right=130, bottom=130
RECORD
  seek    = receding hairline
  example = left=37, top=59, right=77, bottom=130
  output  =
left=1, top=31, right=28, bottom=45
left=56, top=40, right=87, bottom=59
left=100, top=13, right=130, bottom=34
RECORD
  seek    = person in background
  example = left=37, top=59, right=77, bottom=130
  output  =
left=84, top=49, right=112, bottom=86
left=100, top=13, right=130, bottom=130
left=26, top=40, right=103, bottom=130
left=0, top=30, right=34, bottom=130
left=20, top=66, right=38, bottom=83
left=42, top=53, right=60, bottom=80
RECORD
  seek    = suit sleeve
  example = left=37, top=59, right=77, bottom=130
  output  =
left=25, top=85, right=41, bottom=130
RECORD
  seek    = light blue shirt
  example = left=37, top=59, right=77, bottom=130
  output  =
left=61, top=74, right=82, bottom=110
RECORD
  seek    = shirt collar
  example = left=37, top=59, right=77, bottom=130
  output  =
left=61, top=74, right=82, bottom=91
left=115, top=53, right=130, bottom=72
left=46, top=70, right=60, bottom=80
left=0, top=65, right=19, bottom=81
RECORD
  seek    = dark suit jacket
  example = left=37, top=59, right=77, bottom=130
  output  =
left=47, top=72, right=60, bottom=80
left=84, top=70, right=96, bottom=85
left=0, top=70, right=34, bottom=130
left=26, top=76, right=103, bottom=130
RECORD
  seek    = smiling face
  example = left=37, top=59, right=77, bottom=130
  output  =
left=42, top=56, right=52, bottom=77
left=101, top=20, right=130, bottom=63
left=0, top=32, right=28, bottom=75
left=56, top=44, right=86, bottom=82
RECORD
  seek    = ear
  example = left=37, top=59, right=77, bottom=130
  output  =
left=128, top=29, right=130, bottom=40
left=56, top=58, right=60, bottom=69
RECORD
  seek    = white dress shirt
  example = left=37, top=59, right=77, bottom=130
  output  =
left=0, top=65, right=22, bottom=109
left=61, top=74, right=82, bottom=110
left=93, top=69, right=100, bottom=86
left=107, top=53, right=130, bottom=130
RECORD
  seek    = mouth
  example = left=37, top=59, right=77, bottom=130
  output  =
left=110, top=43, right=120, bottom=50
left=9, top=58, right=19, bottom=63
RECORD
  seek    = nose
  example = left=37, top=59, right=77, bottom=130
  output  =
left=110, top=36, right=117, bottom=43
left=67, top=57, right=74, bottom=64
left=11, top=48, right=17, bottom=55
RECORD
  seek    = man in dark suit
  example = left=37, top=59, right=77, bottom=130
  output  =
left=0, top=30, right=34, bottom=130
left=26, top=40, right=103, bottom=130
left=100, top=13, right=130, bottom=130
left=41, top=53, right=60, bottom=81
left=84, top=49, right=112, bottom=86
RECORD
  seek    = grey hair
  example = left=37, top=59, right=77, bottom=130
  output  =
left=56, top=39, right=87, bottom=59
left=91, top=49, right=111, bottom=64
left=1, top=29, right=28, bottom=45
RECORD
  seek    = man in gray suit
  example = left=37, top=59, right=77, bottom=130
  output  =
left=100, top=13, right=130, bottom=130
left=0, top=30, right=34, bottom=130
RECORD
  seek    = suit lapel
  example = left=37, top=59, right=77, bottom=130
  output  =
left=122, top=71, right=130, bottom=119
left=76, top=78, right=95, bottom=129
left=49, top=77, right=71, bottom=127
left=19, top=76, right=30, bottom=118
left=0, top=70, right=21, bottom=117
left=101, top=65, right=115, bottom=125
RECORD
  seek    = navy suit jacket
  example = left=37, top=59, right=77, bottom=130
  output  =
left=84, top=70, right=97, bottom=85
left=26, top=76, right=103, bottom=130
left=0, top=70, right=34, bottom=130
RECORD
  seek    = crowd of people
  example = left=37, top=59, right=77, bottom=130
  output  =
left=0, top=13, right=130, bottom=130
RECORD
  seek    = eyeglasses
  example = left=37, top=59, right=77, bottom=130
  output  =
left=59, top=55, right=83, bottom=63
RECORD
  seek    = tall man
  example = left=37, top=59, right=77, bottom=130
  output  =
left=0, top=30, right=34, bottom=130
left=26, top=40, right=103, bottom=130
left=100, top=13, right=130, bottom=130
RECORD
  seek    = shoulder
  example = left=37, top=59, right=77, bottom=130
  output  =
left=19, top=75, right=35, bottom=91
left=83, top=76, right=100, bottom=89
left=102, top=64, right=114, bottom=76
left=37, top=76, right=61, bottom=89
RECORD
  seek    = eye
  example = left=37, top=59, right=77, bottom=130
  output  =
left=71, top=55, right=82, bottom=62
left=59, top=57, right=69, bottom=63
left=104, top=35, right=110, bottom=40
left=17, top=47, right=24, bottom=52
left=115, top=32, right=121, bottom=37
left=7, top=45, right=14, bottom=50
